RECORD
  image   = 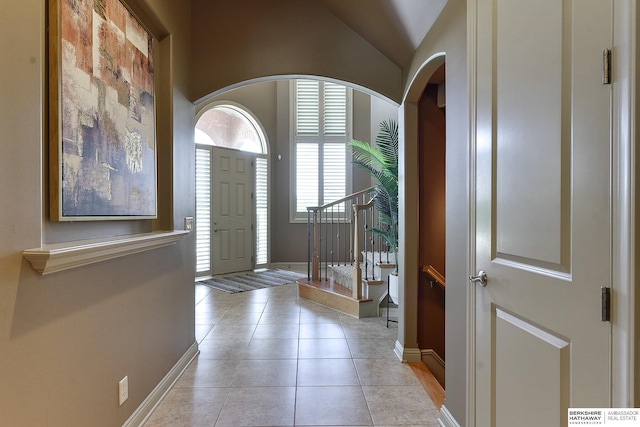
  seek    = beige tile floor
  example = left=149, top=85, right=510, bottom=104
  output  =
left=144, top=280, right=440, bottom=427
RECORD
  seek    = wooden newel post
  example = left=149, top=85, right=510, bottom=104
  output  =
left=352, top=204, right=362, bottom=300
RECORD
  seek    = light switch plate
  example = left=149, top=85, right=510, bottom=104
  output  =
left=184, top=217, right=194, bottom=231
left=118, top=376, right=128, bottom=406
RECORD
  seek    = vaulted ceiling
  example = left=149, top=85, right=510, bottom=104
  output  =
left=319, top=0, right=448, bottom=68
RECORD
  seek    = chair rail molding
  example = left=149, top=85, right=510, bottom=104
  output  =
left=23, top=230, right=189, bottom=275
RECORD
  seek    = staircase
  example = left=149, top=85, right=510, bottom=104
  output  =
left=297, top=188, right=397, bottom=318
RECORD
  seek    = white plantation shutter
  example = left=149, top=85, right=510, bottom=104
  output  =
left=293, top=79, right=351, bottom=219
left=255, top=157, right=268, bottom=266
left=323, top=83, right=347, bottom=135
left=296, top=143, right=319, bottom=211
left=323, top=143, right=346, bottom=210
left=296, top=80, right=320, bottom=136
left=195, top=146, right=211, bottom=274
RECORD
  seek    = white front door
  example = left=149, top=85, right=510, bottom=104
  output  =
left=212, top=147, right=254, bottom=275
left=473, top=1, right=612, bottom=425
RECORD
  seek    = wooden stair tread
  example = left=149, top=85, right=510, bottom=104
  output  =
left=297, top=278, right=374, bottom=318
left=297, top=278, right=372, bottom=301
left=376, top=262, right=396, bottom=268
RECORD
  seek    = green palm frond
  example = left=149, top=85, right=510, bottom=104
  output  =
left=349, top=139, right=387, bottom=173
left=348, top=119, right=399, bottom=260
left=375, top=119, right=399, bottom=176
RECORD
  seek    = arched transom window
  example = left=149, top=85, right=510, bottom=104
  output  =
left=195, top=105, right=267, bottom=154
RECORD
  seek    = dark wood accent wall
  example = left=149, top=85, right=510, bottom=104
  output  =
left=418, top=271, right=446, bottom=357
left=417, top=78, right=446, bottom=385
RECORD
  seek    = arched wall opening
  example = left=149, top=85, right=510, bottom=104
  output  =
left=416, top=62, right=447, bottom=387
left=193, top=76, right=399, bottom=276
left=396, top=53, right=446, bottom=372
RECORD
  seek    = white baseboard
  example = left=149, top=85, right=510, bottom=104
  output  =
left=394, top=340, right=422, bottom=362
left=269, top=262, right=308, bottom=272
left=438, top=405, right=461, bottom=427
left=123, top=341, right=199, bottom=427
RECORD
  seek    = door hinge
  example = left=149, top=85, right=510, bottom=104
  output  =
left=601, top=286, right=610, bottom=322
left=602, top=48, right=611, bottom=85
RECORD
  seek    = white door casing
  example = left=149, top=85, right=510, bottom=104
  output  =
left=212, top=147, right=253, bottom=275
left=472, top=1, right=612, bottom=426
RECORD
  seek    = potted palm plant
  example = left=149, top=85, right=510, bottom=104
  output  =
left=348, top=119, right=399, bottom=303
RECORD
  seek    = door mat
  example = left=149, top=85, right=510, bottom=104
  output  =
left=197, top=269, right=305, bottom=294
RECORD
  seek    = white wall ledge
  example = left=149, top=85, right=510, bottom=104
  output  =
left=23, top=230, right=190, bottom=275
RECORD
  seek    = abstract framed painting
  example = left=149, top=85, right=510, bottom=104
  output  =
left=49, top=0, right=157, bottom=221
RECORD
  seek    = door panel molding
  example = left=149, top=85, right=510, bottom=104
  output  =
left=493, top=255, right=571, bottom=282
left=495, top=307, right=570, bottom=427
left=493, top=0, right=570, bottom=269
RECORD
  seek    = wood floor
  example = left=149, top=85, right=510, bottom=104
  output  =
left=409, top=361, right=446, bottom=409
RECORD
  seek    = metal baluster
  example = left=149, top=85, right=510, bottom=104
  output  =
left=324, top=209, right=328, bottom=280
left=336, top=203, right=340, bottom=266
left=307, top=209, right=311, bottom=280
left=319, top=210, right=323, bottom=281
left=370, top=205, right=375, bottom=280
left=386, top=239, right=390, bottom=264
left=363, top=203, right=368, bottom=281
left=377, top=208, right=382, bottom=267
left=331, top=206, right=334, bottom=267
left=349, top=200, right=352, bottom=266
left=349, top=199, right=353, bottom=266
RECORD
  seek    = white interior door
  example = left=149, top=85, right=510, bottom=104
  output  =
left=473, top=1, right=612, bottom=425
left=212, top=147, right=253, bottom=275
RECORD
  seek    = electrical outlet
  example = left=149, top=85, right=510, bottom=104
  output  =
left=118, top=376, right=128, bottom=406
left=184, top=216, right=194, bottom=231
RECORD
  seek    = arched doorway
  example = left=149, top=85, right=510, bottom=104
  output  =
left=195, top=103, right=269, bottom=276
left=417, top=63, right=446, bottom=387
left=397, top=54, right=447, bottom=406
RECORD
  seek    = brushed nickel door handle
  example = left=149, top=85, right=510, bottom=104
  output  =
left=469, top=271, right=488, bottom=287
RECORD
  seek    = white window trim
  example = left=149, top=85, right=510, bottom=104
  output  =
left=289, top=79, right=353, bottom=223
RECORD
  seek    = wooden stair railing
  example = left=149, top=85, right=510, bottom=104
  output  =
left=423, top=264, right=446, bottom=289
left=306, top=186, right=393, bottom=302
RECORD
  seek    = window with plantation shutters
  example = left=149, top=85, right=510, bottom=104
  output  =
left=292, top=79, right=352, bottom=221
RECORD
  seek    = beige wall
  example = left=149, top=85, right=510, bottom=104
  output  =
left=0, top=0, right=195, bottom=425
left=401, top=0, right=468, bottom=424
left=190, top=0, right=403, bottom=104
